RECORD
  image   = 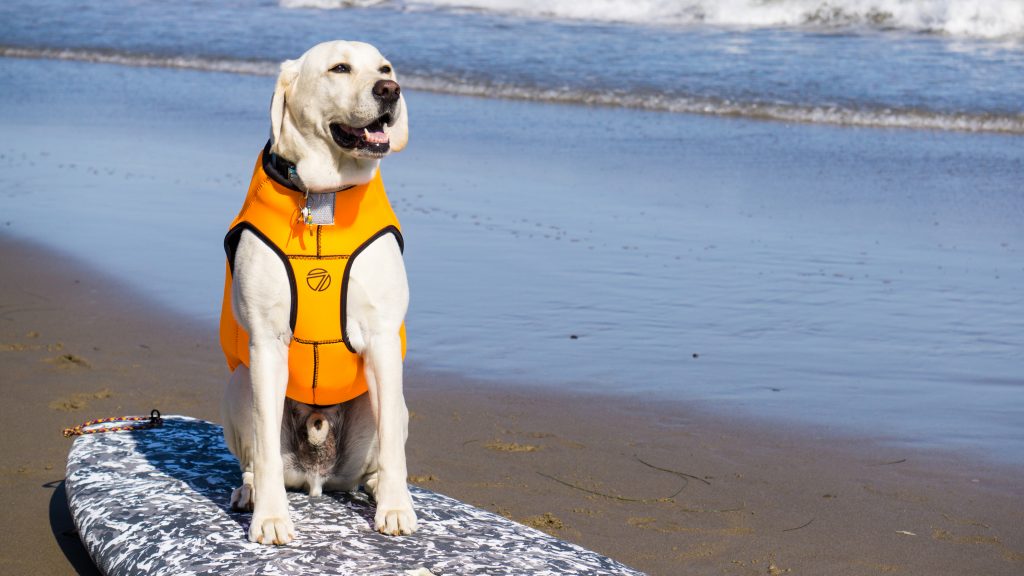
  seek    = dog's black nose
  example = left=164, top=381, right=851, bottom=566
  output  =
left=313, top=418, right=323, bottom=431
left=373, top=79, right=401, bottom=103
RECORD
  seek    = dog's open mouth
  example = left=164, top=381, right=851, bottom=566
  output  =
left=330, top=114, right=392, bottom=156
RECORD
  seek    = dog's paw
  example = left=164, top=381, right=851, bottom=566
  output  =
left=375, top=505, right=418, bottom=536
left=249, top=513, right=295, bottom=545
left=370, top=475, right=417, bottom=535
left=230, top=484, right=254, bottom=512
left=374, top=484, right=417, bottom=535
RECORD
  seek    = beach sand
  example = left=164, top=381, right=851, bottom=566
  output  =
left=3, top=233, right=1022, bottom=575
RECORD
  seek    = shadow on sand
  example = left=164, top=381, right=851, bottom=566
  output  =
left=47, top=479, right=102, bottom=576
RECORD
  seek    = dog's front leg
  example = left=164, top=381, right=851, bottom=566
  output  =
left=247, top=335, right=295, bottom=545
left=364, top=332, right=417, bottom=535
left=233, top=231, right=296, bottom=545
left=347, top=234, right=415, bottom=534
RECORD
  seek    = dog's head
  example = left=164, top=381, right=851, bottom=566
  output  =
left=270, top=41, right=409, bottom=192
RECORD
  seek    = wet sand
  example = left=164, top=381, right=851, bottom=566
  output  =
left=2, top=234, right=1022, bottom=575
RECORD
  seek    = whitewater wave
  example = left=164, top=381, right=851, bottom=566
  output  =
left=280, top=0, right=384, bottom=8
left=283, top=0, right=1024, bottom=40
left=4, top=45, right=1022, bottom=135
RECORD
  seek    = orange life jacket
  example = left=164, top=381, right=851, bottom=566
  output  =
left=219, top=148, right=406, bottom=405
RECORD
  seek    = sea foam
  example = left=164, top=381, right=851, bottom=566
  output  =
left=3, top=45, right=1021, bottom=135
left=281, top=0, right=1024, bottom=40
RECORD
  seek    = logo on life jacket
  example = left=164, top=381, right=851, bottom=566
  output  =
left=306, top=268, right=332, bottom=292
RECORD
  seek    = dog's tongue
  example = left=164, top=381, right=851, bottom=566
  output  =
left=363, top=128, right=389, bottom=144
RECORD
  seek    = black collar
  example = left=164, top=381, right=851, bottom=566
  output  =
left=261, top=140, right=358, bottom=195
left=261, top=140, right=301, bottom=192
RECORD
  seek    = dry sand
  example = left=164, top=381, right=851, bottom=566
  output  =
left=2, top=233, right=1022, bottom=575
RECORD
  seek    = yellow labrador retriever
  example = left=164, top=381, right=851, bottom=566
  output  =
left=220, top=40, right=415, bottom=545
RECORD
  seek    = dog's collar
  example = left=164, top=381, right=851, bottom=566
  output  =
left=262, top=140, right=356, bottom=197
left=262, top=141, right=359, bottom=227
left=262, top=141, right=302, bottom=192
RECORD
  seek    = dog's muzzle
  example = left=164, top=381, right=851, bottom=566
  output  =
left=330, top=80, right=401, bottom=157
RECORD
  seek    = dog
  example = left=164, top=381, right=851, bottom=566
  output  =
left=219, top=40, right=415, bottom=545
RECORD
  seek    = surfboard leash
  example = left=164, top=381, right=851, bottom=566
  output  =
left=62, top=409, right=163, bottom=438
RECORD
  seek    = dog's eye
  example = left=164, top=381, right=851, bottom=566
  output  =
left=379, top=65, right=392, bottom=74
left=330, top=63, right=351, bottom=74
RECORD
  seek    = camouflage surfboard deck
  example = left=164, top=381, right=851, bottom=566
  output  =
left=65, top=416, right=644, bottom=576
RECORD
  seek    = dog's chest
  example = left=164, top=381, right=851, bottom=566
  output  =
left=284, top=448, right=338, bottom=495
left=294, top=442, right=339, bottom=476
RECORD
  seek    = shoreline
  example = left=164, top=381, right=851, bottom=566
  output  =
left=4, top=56, right=1022, bottom=466
left=3, top=233, right=1022, bottom=575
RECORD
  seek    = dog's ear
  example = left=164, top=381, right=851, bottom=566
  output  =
left=270, top=58, right=303, bottom=146
left=389, top=91, right=410, bottom=153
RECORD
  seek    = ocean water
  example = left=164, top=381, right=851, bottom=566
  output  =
left=1, top=1, right=1022, bottom=462
left=1, top=0, right=1022, bottom=132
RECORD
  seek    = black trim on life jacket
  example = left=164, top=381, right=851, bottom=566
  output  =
left=340, top=225, right=405, bottom=354
left=224, top=222, right=300, bottom=333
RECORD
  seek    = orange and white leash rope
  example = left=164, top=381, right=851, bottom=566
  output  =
left=62, top=409, right=163, bottom=438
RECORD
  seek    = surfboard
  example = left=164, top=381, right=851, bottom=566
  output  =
left=65, top=415, right=645, bottom=576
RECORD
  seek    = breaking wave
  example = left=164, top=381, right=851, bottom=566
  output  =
left=4, top=45, right=1022, bottom=134
left=282, top=0, right=1024, bottom=40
